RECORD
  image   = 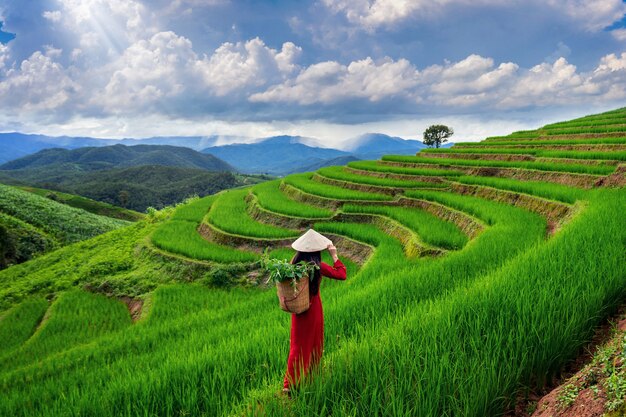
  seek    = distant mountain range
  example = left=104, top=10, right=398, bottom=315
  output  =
left=0, top=131, right=451, bottom=175
left=0, top=144, right=260, bottom=211
left=0, top=132, right=236, bottom=165
left=201, top=133, right=440, bottom=175
left=0, top=143, right=233, bottom=172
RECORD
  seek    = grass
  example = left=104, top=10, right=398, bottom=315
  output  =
left=152, top=220, right=258, bottom=263
left=423, top=147, right=626, bottom=161
left=252, top=180, right=333, bottom=218
left=153, top=194, right=259, bottom=263
left=0, top=183, right=131, bottom=244
left=317, top=166, right=447, bottom=188
left=348, top=160, right=463, bottom=177
left=382, top=154, right=616, bottom=175
left=206, top=189, right=299, bottom=238
left=283, top=173, right=393, bottom=201
left=17, top=186, right=144, bottom=221
left=0, top=107, right=624, bottom=417
left=453, top=176, right=587, bottom=204
left=0, top=297, right=48, bottom=355
left=342, top=204, right=468, bottom=250
left=456, top=137, right=626, bottom=147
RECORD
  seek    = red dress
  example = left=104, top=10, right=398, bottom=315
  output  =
left=283, top=259, right=347, bottom=389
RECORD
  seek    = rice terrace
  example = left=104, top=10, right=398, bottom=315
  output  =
left=0, top=107, right=623, bottom=416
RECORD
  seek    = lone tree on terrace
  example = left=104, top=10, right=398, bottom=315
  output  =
left=423, top=124, right=454, bottom=148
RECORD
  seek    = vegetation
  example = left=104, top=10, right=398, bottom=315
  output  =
left=317, top=166, right=446, bottom=188
left=382, top=154, right=616, bottom=175
left=422, top=147, right=626, bottom=161
left=343, top=203, right=468, bottom=250
left=206, top=189, right=299, bottom=238
left=348, top=160, right=463, bottom=177
left=453, top=176, right=586, bottom=203
left=252, top=180, right=333, bottom=218
left=283, top=173, right=393, bottom=201
left=423, top=124, right=454, bottom=148
left=0, top=107, right=623, bottom=417
left=152, top=195, right=258, bottom=263
left=0, top=183, right=129, bottom=245
left=17, top=185, right=144, bottom=221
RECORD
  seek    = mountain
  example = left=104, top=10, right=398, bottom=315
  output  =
left=0, top=132, right=106, bottom=164
left=0, top=144, right=234, bottom=172
left=288, top=155, right=361, bottom=174
left=202, top=136, right=349, bottom=175
left=343, top=133, right=427, bottom=160
left=0, top=132, right=246, bottom=165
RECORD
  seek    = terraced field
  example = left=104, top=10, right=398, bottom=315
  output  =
left=0, top=108, right=625, bottom=416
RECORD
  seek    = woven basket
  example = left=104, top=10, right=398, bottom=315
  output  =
left=276, top=276, right=310, bottom=314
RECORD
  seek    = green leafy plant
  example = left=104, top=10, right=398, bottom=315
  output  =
left=261, top=251, right=319, bottom=288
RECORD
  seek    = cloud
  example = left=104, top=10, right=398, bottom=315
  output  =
left=89, top=33, right=302, bottom=114
left=323, top=0, right=626, bottom=32
left=95, top=31, right=198, bottom=113
left=611, top=28, right=626, bottom=41
left=250, top=51, right=626, bottom=112
left=42, top=11, right=62, bottom=23
left=195, top=38, right=302, bottom=96
left=250, top=56, right=419, bottom=104
left=0, top=48, right=79, bottom=112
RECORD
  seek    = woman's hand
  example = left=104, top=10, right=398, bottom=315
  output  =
left=327, top=244, right=339, bottom=262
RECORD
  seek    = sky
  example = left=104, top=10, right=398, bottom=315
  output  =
left=0, top=0, right=625, bottom=148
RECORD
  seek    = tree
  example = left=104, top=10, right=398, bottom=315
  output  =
left=118, top=190, right=130, bottom=208
left=423, top=125, right=454, bottom=148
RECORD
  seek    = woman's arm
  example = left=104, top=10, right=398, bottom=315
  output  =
left=320, top=244, right=347, bottom=280
left=320, top=260, right=347, bottom=280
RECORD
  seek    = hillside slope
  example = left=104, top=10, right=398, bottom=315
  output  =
left=0, top=143, right=234, bottom=172
left=0, top=107, right=624, bottom=417
left=0, top=183, right=130, bottom=269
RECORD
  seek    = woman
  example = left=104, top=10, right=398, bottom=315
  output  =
left=283, top=229, right=347, bottom=395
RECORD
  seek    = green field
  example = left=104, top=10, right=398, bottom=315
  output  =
left=0, top=107, right=625, bottom=416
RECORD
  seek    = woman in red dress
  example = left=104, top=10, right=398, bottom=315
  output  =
left=283, top=229, right=347, bottom=394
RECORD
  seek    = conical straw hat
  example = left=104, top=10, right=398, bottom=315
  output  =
left=291, top=229, right=332, bottom=252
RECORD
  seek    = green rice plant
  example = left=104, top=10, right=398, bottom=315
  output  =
left=343, top=204, right=468, bottom=250
left=283, top=173, right=393, bottom=201
left=317, top=166, right=446, bottom=188
left=252, top=181, right=333, bottom=218
left=423, top=147, right=626, bottom=161
left=1, top=106, right=625, bottom=417
left=0, top=289, right=131, bottom=372
left=153, top=194, right=258, bottom=263
left=152, top=220, right=258, bottom=263
left=348, top=160, right=463, bottom=177
left=266, top=189, right=625, bottom=417
left=544, top=125, right=626, bottom=135
left=0, top=194, right=546, bottom=417
left=0, top=183, right=130, bottom=244
left=206, top=189, right=299, bottom=238
left=171, top=195, right=216, bottom=222
left=454, top=137, right=626, bottom=147
left=454, top=176, right=586, bottom=203
left=0, top=298, right=48, bottom=355
left=543, top=119, right=626, bottom=130
left=382, top=154, right=616, bottom=175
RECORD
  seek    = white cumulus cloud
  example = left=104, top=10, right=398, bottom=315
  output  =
left=323, top=0, right=626, bottom=32
left=195, top=38, right=302, bottom=96
left=0, top=49, right=79, bottom=112
left=250, top=56, right=418, bottom=104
